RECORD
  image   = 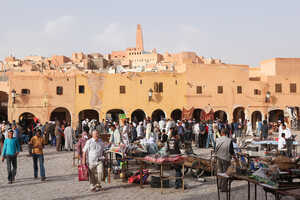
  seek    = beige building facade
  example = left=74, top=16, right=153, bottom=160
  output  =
left=0, top=25, right=299, bottom=130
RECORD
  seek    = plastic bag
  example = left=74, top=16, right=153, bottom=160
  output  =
left=78, top=164, right=89, bottom=181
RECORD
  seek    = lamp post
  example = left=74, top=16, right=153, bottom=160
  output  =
left=148, top=88, right=153, bottom=102
left=265, top=91, right=271, bottom=103
left=11, top=89, right=16, bottom=104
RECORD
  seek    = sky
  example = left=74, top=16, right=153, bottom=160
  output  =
left=0, top=0, right=299, bottom=66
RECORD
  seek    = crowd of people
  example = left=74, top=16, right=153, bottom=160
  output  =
left=0, top=115, right=294, bottom=191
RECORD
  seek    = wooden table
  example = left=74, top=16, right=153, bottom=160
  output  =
left=134, top=157, right=185, bottom=194
left=217, top=173, right=300, bottom=200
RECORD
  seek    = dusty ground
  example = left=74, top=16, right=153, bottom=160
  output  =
left=0, top=143, right=296, bottom=200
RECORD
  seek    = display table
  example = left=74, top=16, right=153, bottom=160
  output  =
left=217, top=173, right=300, bottom=200
left=134, top=156, right=185, bottom=194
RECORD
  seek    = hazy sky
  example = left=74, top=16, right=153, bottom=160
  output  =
left=0, top=0, right=299, bottom=66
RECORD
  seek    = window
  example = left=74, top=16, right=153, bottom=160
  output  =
left=290, top=83, right=297, bottom=93
left=196, top=86, right=202, bottom=94
left=79, top=85, right=85, bottom=94
left=21, top=89, right=30, bottom=95
left=154, top=82, right=163, bottom=93
left=237, top=86, right=242, bottom=94
left=56, top=86, right=63, bottom=95
left=275, top=83, right=282, bottom=93
left=120, top=85, right=126, bottom=94
left=158, top=82, right=163, bottom=93
left=175, top=80, right=178, bottom=85
left=254, top=89, right=261, bottom=95
left=154, top=82, right=159, bottom=92
left=217, top=86, right=223, bottom=94
left=140, top=80, right=142, bottom=85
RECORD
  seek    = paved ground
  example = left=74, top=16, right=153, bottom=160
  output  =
left=0, top=144, right=296, bottom=200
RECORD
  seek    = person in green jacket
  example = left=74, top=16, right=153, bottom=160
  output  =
left=1, top=129, right=20, bottom=184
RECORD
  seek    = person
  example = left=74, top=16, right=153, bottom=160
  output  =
left=193, top=121, right=200, bottom=147
left=246, top=120, right=253, bottom=136
left=177, top=121, right=185, bottom=143
left=55, top=121, right=63, bottom=151
left=109, top=124, right=122, bottom=146
left=199, top=121, right=206, bottom=148
left=206, top=121, right=216, bottom=149
left=1, top=129, right=20, bottom=184
left=281, top=124, right=293, bottom=157
left=136, top=122, right=144, bottom=139
left=257, top=120, right=262, bottom=137
left=215, top=128, right=236, bottom=192
left=159, top=118, right=166, bottom=132
left=76, top=131, right=89, bottom=163
left=82, top=130, right=105, bottom=192
left=64, top=124, right=74, bottom=151
left=281, top=124, right=291, bottom=139
left=0, top=126, right=5, bottom=155
left=129, top=123, right=137, bottom=142
left=29, top=129, right=46, bottom=181
left=167, top=130, right=184, bottom=189
left=278, top=133, right=286, bottom=155
left=261, top=120, right=269, bottom=140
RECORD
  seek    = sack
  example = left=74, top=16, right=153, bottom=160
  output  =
left=78, top=164, right=89, bottom=181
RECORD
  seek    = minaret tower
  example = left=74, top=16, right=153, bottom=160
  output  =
left=136, top=24, right=144, bottom=51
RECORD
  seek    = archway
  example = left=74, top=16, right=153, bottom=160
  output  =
left=106, top=109, right=125, bottom=122
left=171, top=109, right=182, bottom=121
left=233, top=107, right=245, bottom=122
left=131, top=109, right=146, bottom=123
left=268, top=109, right=284, bottom=123
left=214, top=110, right=227, bottom=122
left=251, top=111, right=262, bottom=129
left=0, top=91, right=8, bottom=122
left=151, top=109, right=166, bottom=122
left=50, top=107, right=71, bottom=125
left=19, top=112, right=35, bottom=130
left=192, top=109, right=205, bottom=121
left=79, top=109, right=99, bottom=122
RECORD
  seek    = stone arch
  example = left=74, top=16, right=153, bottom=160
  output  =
left=19, top=112, right=36, bottom=129
left=151, top=109, right=166, bottom=122
left=79, top=109, right=99, bottom=122
left=251, top=111, right=262, bottom=129
left=192, top=108, right=205, bottom=121
left=268, top=109, right=284, bottom=123
left=106, top=109, right=125, bottom=122
left=0, top=91, right=8, bottom=122
left=233, top=107, right=245, bottom=122
left=50, top=107, right=71, bottom=125
left=171, top=109, right=182, bottom=121
left=131, top=109, right=146, bottom=123
left=214, top=110, right=228, bottom=122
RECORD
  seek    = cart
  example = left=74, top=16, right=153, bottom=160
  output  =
left=184, top=153, right=217, bottom=178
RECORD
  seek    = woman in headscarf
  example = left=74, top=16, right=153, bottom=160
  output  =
left=76, top=131, right=89, bottom=164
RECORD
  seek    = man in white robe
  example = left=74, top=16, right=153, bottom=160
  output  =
left=64, top=125, right=74, bottom=151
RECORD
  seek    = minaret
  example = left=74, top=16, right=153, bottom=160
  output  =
left=136, top=24, right=144, bottom=51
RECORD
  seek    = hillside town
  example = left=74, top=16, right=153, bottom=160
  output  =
left=1, top=24, right=300, bottom=200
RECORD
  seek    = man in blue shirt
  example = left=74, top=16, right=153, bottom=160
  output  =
left=1, top=129, right=20, bottom=184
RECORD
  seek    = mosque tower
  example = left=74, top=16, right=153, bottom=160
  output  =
left=136, top=24, right=144, bottom=51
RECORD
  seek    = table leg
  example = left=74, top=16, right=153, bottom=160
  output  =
left=248, top=181, right=250, bottom=200
left=265, top=191, right=268, bottom=200
left=182, top=163, right=185, bottom=192
left=228, top=179, right=231, bottom=200
left=255, top=183, right=257, bottom=200
left=140, top=162, right=144, bottom=188
left=160, top=164, right=163, bottom=194
left=217, top=176, right=220, bottom=200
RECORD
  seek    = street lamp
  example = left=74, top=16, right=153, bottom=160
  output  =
left=265, top=91, right=271, bottom=103
left=148, top=88, right=153, bottom=102
left=11, top=89, right=16, bottom=104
